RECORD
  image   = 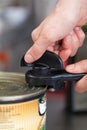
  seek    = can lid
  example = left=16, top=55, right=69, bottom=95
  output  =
left=0, top=72, right=47, bottom=103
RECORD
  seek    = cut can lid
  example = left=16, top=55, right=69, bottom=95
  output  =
left=0, top=72, right=47, bottom=103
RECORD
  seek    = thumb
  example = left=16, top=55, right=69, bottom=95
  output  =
left=66, top=60, right=87, bottom=73
left=24, top=37, right=49, bottom=63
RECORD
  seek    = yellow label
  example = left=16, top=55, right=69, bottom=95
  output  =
left=0, top=97, right=46, bottom=130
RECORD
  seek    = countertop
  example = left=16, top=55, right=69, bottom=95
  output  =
left=46, top=92, right=87, bottom=130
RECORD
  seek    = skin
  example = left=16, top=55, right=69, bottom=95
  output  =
left=66, top=60, right=87, bottom=93
left=25, top=0, right=87, bottom=92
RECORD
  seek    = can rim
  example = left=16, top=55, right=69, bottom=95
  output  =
left=0, top=72, right=47, bottom=103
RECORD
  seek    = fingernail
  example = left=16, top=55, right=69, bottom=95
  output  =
left=66, top=64, right=75, bottom=72
left=25, top=54, right=33, bottom=63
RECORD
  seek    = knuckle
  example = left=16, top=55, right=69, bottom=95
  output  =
left=42, top=27, right=58, bottom=43
left=31, top=29, right=38, bottom=41
left=31, top=30, right=36, bottom=37
left=31, top=32, right=35, bottom=41
left=81, top=31, right=85, bottom=39
left=42, top=32, right=53, bottom=43
left=80, top=33, right=85, bottom=43
left=80, top=31, right=85, bottom=42
left=83, top=33, right=85, bottom=39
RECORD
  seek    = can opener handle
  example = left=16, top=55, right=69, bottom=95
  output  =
left=21, top=51, right=87, bottom=90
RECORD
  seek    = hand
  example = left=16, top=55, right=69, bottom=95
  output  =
left=25, top=0, right=87, bottom=63
left=66, top=60, right=87, bottom=93
left=47, top=27, right=85, bottom=61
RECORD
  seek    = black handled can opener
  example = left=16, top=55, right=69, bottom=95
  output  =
left=21, top=51, right=87, bottom=90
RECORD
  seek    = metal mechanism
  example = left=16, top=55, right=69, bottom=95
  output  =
left=21, top=51, right=87, bottom=90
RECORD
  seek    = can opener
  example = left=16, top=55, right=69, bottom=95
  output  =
left=21, top=51, right=87, bottom=90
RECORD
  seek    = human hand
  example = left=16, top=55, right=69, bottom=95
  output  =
left=66, top=60, right=87, bottom=93
left=47, top=27, right=85, bottom=61
left=25, top=0, right=87, bottom=63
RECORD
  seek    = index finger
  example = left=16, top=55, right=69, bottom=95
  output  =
left=24, top=36, right=52, bottom=63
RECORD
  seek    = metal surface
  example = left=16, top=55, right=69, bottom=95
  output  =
left=0, top=72, right=47, bottom=102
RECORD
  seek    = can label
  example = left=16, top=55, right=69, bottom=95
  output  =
left=0, top=94, right=46, bottom=130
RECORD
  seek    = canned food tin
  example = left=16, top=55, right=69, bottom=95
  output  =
left=0, top=72, right=47, bottom=130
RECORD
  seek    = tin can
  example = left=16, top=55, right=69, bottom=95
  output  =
left=0, top=72, right=47, bottom=130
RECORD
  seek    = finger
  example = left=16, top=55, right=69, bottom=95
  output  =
left=31, top=22, right=44, bottom=42
left=31, top=18, right=46, bottom=42
left=25, top=15, right=67, bottom=63
left=75, top=75, right=87, bottom=93
left=59, top=49, right=71, bottom=62
left=74, top=27, right=85, bottom=47
left=31, top=28, right=40, bottom=42
left=69, top=30, right=80, bottom=56
left=25, top=9, right=80, bottom=63
left=47, top=46, right=54, bottom=52
left=24, top=36, right=52, bottom=63
left=66, top=60, right=87, bottom=73
left=61, top=28, right=84, bottom=59
left=61, top=35, right=72, bottom=49
left=59, top=31, right=79, bottom=61
left=58, top=35, right=72, bottom=61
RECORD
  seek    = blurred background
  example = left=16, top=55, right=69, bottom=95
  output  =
left=0, top=0, right=87, bottom=130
